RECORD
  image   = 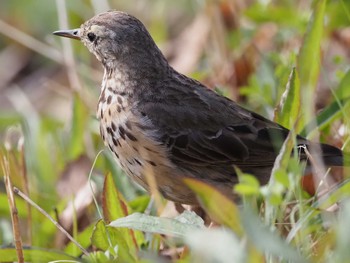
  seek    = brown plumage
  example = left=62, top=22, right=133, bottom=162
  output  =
left=54, top=11, right=344, bottom=204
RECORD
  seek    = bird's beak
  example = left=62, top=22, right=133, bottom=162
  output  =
left=53, top=29, right=81, bottom=40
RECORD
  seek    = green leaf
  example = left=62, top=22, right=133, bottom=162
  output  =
left=297, top=0, right=325, bottom=88
left=91, top=220, right=137, bottom=262
left=274, top=67, right=301, bottom=130
left=64, top=223, right=94, bottom=257
left=0, top=248, right=79, bottom=262
left=91, top=219, right=113, bottom=251
left=128, top=195, right=151, bottom=213
left=297, top=0, right=326, bottom=131
left=102, top=173, right=129, bottom=222
left=234, top=173, right=261, bottom=196
left=109, top=210, right=204, bottom=238
left=102, top=173, right=143, bottom=251
left=184, top=178, right=243, bottom=236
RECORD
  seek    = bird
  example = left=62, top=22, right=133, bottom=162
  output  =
left=53, top=10, right=344, bottom=205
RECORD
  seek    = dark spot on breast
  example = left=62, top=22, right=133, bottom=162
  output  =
left=144, top=146, right=157, bottom=153
left=114, top=151, right=119, bottom=158
left=127, top=159, right=133, bottom=165
left=111, top=122, right=117, bottom=132
left=141, top=111, right=146, bottom=117
left=106, top=127, right=113, bottom=135
left=108, top=109, right=111, bottom=116
left=117, top=91, right=127, bottom=96
left=133, top=146, right=139, bottom=153
left=117, top=96, right=123, bottom=104
left=108, top=144, right=113, bottom=152
left=125, top=130, right=137, bottom=141
left=100, top=110, right=104, bottom=119
left=119, top=125, right=126, bottom=140
left=107, top=95, right=112, bottom=104
left=117, top=105, right=121, bottom=113
left=127, top=167, right=133, bottom=175
left=108, top=87, right=113, bottom=92
left=147, top=160, right=157, bottom=167
left=134, top=159, right=142, bottom=166
left=112, top=137, right=119, bottom=147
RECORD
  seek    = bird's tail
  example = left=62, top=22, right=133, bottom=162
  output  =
left=320, top=143, right=346, bottom=167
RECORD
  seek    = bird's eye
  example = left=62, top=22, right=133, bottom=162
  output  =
left=87, top=32, right=96, bottom=42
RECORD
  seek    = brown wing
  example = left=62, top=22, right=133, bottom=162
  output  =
left=136, top=75, right=291, bottom=168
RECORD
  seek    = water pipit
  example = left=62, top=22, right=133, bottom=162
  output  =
left=54, top=11, right=344, bottom=204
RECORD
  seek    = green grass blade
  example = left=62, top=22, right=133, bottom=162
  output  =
left=242, top=207, right=308, bottom=263
left=297, top=0, right=326, bottom=132
left=275, top=67, right=301, bottom=130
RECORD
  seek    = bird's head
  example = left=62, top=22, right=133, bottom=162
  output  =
left=54, top=11, right=166, bottom=71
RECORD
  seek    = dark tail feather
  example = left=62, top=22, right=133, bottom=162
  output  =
left=320, top=143, right=344, bottom=166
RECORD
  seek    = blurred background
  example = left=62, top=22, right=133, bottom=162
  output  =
left=0, top=0, right=350, bottom=254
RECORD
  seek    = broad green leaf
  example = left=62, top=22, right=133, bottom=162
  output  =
left=274, top=67, right=301, bottom=130
left=242, top=207, right=307, bottom=263
left=234, top=173, right=261, bottom=196
left=109, top=210, right=204, bottom=238
left=68, top=93, right=89, bottom=160
left=102, top=173, right=129, bottom=222
left=102, top=173, right=143, bottom=250
left=64, top=223, right=94, bottom=257
left=91, top=220, right=137, bottom=262
left=91, top=220, right=111, bottom=251
left=184, top=178, right=243, bottom=236
left=0, top=248, right=79, bottom=262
